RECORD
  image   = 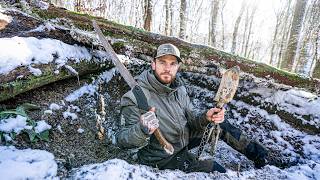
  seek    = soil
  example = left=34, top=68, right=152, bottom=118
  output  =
left=0, top=72, right=136, bottom=178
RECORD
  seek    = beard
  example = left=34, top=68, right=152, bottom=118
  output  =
left=154, top=71, right=176, bottom=85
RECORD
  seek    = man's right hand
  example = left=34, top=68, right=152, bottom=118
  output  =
left=140, top=107, right=159, bottom=134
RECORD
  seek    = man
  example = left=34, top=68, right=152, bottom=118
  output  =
left=116, top=43, right=267, bottom=173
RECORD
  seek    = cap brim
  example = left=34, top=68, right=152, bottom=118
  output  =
left=155, top=54, right=182, bottom=62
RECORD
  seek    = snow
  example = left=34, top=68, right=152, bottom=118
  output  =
left=248, top=88, right=320, bottom=128
left=0, top=146, right=57, bottom=180
left=0, top=36, right=92, bottom=75
left=63, top=111, right=78, bottom=120
left=0, top=115, right=28, bottom=133
left=28, top=65, right=42, bottom=76
left=49, top=103, right=61, bottom=111
left=64, top=64, right=78, bottom=75
left=35, top=1, right=49, bottom=10
left=230, top=99, right=320, bottom=163
left=34, top=120, right=52, bottom=133
left=56, top=125, right=63, bottom=133
left=77, top=128, right=84, bottom=134
left=27, top=22, right=56, bottom=33
left=44, top=110, right=53, bottom=115
left=65, top=84, right=96, bottom=102
left=69, top=158, right=320, bottom=180
left=70, top=105, right=81, bottom=112
left=65, top=68, right=117, bottom=102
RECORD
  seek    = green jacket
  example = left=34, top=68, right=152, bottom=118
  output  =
left=116, top=70, right=209, bottom=167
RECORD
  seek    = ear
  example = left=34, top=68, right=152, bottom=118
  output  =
left=177, top=62, right=181, bottom=71
left=151, top=60, right=156, bottom=70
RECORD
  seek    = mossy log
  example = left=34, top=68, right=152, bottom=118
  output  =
left=182, top=72, right=320, bottom=134
left=0, top=9, right=114, bottom=102
left=31, top=5, right=320, bottom=94
left=1, top=4, right=319, bottom=104
left=0, top=60, right=112, bottom=102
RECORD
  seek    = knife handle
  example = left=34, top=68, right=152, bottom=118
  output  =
left=154, top=129, right=174, bottom=155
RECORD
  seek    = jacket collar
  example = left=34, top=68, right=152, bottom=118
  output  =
left=138, top=69, right=182, bottom=95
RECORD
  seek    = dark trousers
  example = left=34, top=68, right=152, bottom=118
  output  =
left=157, top=120, right=267, bottom=172
left=158, top=137, right=226, bottom=173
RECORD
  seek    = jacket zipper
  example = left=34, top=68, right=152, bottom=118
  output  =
left=168, top=94, right=185, bottom=147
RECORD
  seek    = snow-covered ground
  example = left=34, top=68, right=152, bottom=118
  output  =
left=2, top=59, right=319, bottom=179
left=0, top=146, right=57, bottom=180
left=0, top=145, right=319, bottom=180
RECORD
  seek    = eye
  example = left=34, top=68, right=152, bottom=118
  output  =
left=171, top=62, right=178, bottom=66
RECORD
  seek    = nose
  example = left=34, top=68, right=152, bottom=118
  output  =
left=163, top=64, right=171, bottom=71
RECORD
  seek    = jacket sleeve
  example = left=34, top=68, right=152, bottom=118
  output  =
left=116, top=93, right=150, bottom=149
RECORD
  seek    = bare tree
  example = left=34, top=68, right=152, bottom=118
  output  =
left=170, top=0, right=175, bottom=36
left=165, top=0, right=171, bottom=35
left=231, top=1, right=246, bottom=54
left=179, top=0, right=187, bottom=39
left=144, top=0, right=153, bottom=31
left=277, top=0, right=293, bottom=68
left=74, top=0, right=82, bottom=12
left=294, top=0, right=320, bottom=75
left=220, top=0, right=227, bottom=49
left=186, top=0, right=206, bottom=43
left=280, top=0, right=307, bottom=71
left=244, top=4, right=257, bottom=58
left=311, top=27, right=320, bottom=78
left=209, top=0, right=220, bottom=46
left=269, top=4, right=286, bottom=65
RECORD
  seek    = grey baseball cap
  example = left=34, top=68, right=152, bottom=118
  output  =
left=155, top=43, right=182, bottom=62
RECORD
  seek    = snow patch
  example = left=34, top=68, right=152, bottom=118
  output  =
left=65, top=68, right=117, bottom=102
left=65, top=84, right=96, bottom=102
left=0, top=146, right=58, bottom=179
left=27, top=22, right=56, bottom=33
left=49, top=103, right=61, bottom=111
left=0, top=115, right=28, bottom=134
left=28, top=65, right=42, bottom=76
left=0, top=36, right=92, bottom=75
left=63, top=111, right=78, bottom=120
left=34, top=120, right=52, bottom=133
left=77, top=128, right=84, bottom=134
left=44, top=110, right=53, bottom=115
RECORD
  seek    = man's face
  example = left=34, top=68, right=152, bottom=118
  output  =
left=151, top=55, right=180, bottom=84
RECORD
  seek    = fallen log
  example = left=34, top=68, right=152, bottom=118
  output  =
left=30, top=5, right=320, bottom=94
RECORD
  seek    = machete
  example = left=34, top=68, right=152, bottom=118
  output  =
left=197, top=66, right=240, bottom=159
left=92, top=20, right=174, bottom=155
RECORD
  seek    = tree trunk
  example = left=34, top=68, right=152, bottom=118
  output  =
left=277, top=0, right=293, bottom=68
left=220, top=0, right=226, bottom=49
left=311, top=27, right=320, bottom=78
left=179, top=0, right=187, bottom=39
left=143, top=0, right=152, bottom=31
left=169, top=0, right=174, bottom=36
left=280, top=0, right=307, bottom=71
left=295, top=0, right=320, bottom=75
left=164, top=0, right=170, bottom=36
left=244, top=6, right=257, bottom=58
left=269, top=9, right=283, bottom=65
left=231, top=1, right=245, bottom=54
left=75, top=0, right=82, bottom=12
left=209, top=0, right=220, bottom=47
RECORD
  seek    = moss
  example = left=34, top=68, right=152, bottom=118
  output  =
left=112, top=41, right=126, bottom=49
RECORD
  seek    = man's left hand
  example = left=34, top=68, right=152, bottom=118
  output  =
left=206, top=108, right=225, bottom=124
